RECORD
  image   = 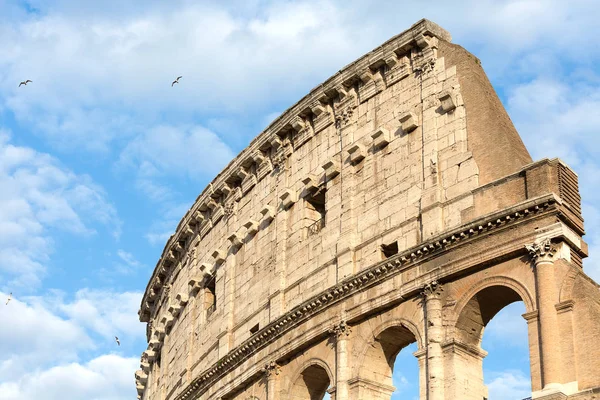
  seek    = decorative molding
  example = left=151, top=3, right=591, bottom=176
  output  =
left=421, top=280, right=442, bottom=298
left=525, top=238, right=557, bottom=264
left=329, top=320, right=352, bottom=339
left=555, top=300, right=575, bottom=314
left=173, top=196, right=558, bottom=400
left=522, top=310, right=539, bottom=322
left=263, top=361, right=281, bottom=378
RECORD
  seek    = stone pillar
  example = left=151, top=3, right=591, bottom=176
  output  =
left=526, top=239, right=562, bottom=392
left=423, top=281, right=444, bottom=400
left=329, top=321, right=351, bottom=400
left=263, top=361, right=281, bottom=400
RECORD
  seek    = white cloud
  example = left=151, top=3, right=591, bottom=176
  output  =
left=0, top=354, right=139, bottom=400
left=118, top=124, right=234, bottom=201
left=145, top=201, right=192, bottom=246
left=483, top=301, right=528, bottom=350
left=0, top=130, right=120, bottom=289
left=505, top=77, right=600, bottom=281
left=485, top=369, right=531, bottom=400
left=0, top=289, right=143, bottom=398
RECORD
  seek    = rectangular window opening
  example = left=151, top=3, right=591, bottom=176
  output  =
left=250, top=323, right=260, bottom=335
left=381, top=241, right=399, bottom=259
left=205, top=278, right=216, bottom=318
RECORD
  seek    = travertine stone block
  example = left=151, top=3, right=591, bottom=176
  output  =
left=228, top=231, right=244, bottom=250
left=243, top=219, right=259, bottom=236
left=347, top=143, right=366, bottom=164
left=260, top=205, right=276, bottom=223
left=302, top=174, right=320, bottom=196
left=280, top=189, right=297, bottom=210
left=438, top=90, right=456, bottom=113
left=188, top=277, right=202, bottom=294
left=371, top=127, right=391, bottom=149
left=399, top=111, right=419, bottom=133
left=199, top=263, right=213, bottom=277
left=211, top=249, right=226, bottom=265
left=175, top=293, right=189, bottom=306
left=193, top=210, right=205, bottom=224
left=322, top=160, right=341, bottom=180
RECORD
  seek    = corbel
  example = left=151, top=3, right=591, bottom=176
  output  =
left=228, top=231, right=244, bottom=250
left=212, top=249, right=227, bottom=265
left=347, top=143, right=366, bottom=164
left=322, top=160, right=341, bottom=180
left=260, top=205, right=276, bottom=223
left=243, top=219, right=260, bottom=236
left=438, top=90, right=457, bottom=113
left=301, top=174, right=320, bottom=196
left=371, top=127, right=391, bottom=149
left=280, top=189, right=297, bottom=210
left=399, top=111, right=419, bottom=133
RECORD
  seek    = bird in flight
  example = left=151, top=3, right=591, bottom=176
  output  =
left=6, top=293, right=12, bottom=305
left=19, top=80, right=32, bottom=87
left=171, top=76, right=182, bottom=87
left=115, top=336, right=120, bottom=346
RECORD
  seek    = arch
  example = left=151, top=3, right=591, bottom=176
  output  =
left=370, top=317, right=424, bottom=350
left=288, top=359, right=332, bottom=400
left=357, top=322, right=419, bottom=393
left=448, top=276, right=535, bottom=399
left=559, top=266, right=580, bottom=302
left=452, top=275, right=535, bottom=330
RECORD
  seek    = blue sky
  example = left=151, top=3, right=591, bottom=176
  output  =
left=0, top=0, right=599, bottom=399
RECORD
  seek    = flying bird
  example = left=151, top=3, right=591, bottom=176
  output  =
left=115, top=336, right=120, bottom=346
left=171, top=76, right=182, bottom=87
left=19, top=80, right=32, bottom=87
left=5, top=293, right=11, bottom=305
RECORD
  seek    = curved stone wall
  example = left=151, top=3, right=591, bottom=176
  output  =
left=136, top=19, right=600, bottom=400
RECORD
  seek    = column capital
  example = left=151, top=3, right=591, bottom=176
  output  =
left=525, top=238, right=557, bottom=265
left=421, top=280, right=443, bottom=299
left=263, top=361, right=281, bottom=378
left=329, top=320, right=351, bottom=339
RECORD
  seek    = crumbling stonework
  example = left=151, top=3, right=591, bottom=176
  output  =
left=137, top=19, right=600, bottom=400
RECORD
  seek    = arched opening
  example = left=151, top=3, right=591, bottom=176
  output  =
left=391, top=342, right=419, bottom=399
left=290, top=364, right=331, bottom=400
left=357, top=324, right=420, bottom=399
left=454, top=284, right=532, bottom=400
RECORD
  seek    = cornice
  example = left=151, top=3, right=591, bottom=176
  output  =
left=138, top=18, right=451, bottom=322
left=170, top=194, right=560, bottom=400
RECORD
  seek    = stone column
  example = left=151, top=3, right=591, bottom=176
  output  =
left=263, top=361, right=281, bottom=400
left=526, top=239, right=562, bottom=391
left=329, top=321, right=352, bottom=400
left=423, top=281, right=444, bottom=400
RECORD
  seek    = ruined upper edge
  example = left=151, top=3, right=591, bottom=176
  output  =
left=138, top=19, right=452, bottom=321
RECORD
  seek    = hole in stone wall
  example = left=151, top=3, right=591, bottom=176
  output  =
left=306, top=187, right=327, bottom=220
left=205, top=277, right=216, bottom=318
left=250, top=323, right=259, bottom=334
left=381, top=241, right=399, bottom=258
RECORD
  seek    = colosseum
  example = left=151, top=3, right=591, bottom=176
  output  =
left=136, top=19, right=600, bottom=400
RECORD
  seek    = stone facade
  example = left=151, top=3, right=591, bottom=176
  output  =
left=137, top=19, right=600, bottom=400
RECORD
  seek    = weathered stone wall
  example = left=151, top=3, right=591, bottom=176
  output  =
left=136, top=19, right=600, bottom=400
